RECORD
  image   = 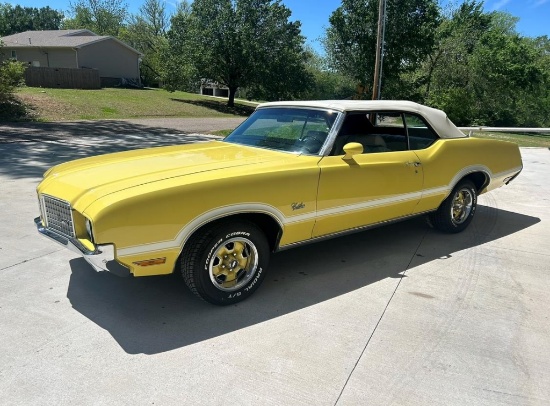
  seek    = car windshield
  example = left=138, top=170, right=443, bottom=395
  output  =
left=224, top=107, right=339, bottom=155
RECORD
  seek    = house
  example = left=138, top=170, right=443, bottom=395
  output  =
left=200, top=79, right=229, bottom=98
left=0, top=29, right=141, bottom=87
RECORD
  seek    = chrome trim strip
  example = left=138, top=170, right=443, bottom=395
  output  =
left=504, top=167, right=522, bottom=184
left=319, top=111, right=346, bottom=156
left=277, top=210, right=435, bottom=251
left=493, top=165, right=522, bottom=180
left=35, top=217, right=117, bottom=273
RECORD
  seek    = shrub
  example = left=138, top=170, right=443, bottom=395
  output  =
left=0, top=58, right=27, bottom=120
left=0, top=59, right=26, bottom=101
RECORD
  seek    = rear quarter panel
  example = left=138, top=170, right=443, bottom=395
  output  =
left=413, top=137, right=522, bottom=214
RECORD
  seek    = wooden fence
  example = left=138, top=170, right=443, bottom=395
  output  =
left=24, top=67, right=101, bottom=89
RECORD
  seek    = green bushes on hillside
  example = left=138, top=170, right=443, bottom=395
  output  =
left=0, top=57, right=26, bottom=120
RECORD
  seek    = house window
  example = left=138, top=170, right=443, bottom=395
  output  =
left=11, top=50, right=17, bottom=60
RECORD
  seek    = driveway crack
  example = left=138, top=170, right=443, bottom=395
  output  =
left=334, top=229, right=429, bottom=405
left=1, top=249, right=63, bottom=271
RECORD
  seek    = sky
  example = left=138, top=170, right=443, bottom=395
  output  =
left=6, top=0, right=550, bottom=53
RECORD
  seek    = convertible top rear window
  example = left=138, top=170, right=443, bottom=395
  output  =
left=224, top=108, right=339, bottom=155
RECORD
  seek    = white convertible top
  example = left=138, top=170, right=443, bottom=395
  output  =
left=257, top=100, right=467, bottom=139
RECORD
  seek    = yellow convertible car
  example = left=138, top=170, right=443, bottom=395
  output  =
left=35, top=101, right=522, bottom=305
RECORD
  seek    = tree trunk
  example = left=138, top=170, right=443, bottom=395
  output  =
left=425, top=50, right=442, bottom=99
left=228, top=87, right=238, bottom=107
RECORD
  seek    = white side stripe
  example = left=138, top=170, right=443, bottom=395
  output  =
left=315, top=191, right=423, bottom=219
left=118, top=203, right=287, bottom=257
left=117, top=165, right=522, bottom=258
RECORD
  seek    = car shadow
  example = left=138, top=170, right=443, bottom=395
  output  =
left=66, top=204, right=540, bottom=354
left=0, top=121, right=219, bottom=179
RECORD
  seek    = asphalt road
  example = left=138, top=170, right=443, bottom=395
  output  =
left=0, top=119, right=549, bottom=405
left=0, top=117, right=246, bottom=144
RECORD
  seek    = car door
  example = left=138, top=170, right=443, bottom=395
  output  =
left=312, top=111, right=424, bottom=238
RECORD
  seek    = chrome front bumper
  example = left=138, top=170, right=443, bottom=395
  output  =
left=35, top=217, right=128, bottom=276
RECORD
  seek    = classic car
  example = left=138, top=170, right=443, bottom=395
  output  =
left=35, top=100, right=522, bottom=305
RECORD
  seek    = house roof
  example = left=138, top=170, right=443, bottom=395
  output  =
left=1, top=30, right=141, bottom=55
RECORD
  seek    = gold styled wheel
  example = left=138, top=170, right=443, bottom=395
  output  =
left=429, top=179, right=477, bottom=233
left=208, top=237, right=259, bottom=292
left=451, top=187, right=474, bottom=225
left=181, top=220, right=270, bottom=305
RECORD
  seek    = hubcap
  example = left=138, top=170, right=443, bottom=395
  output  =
left=209, top=237, right=258, bottom=292
left=451, top=188, right=473, bottom=225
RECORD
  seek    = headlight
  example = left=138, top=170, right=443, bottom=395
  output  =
left=85, top=219, right=94, bottom=242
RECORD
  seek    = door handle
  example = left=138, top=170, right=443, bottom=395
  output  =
left=406, top=161, right=421, bottom=167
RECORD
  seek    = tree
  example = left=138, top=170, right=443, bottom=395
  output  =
left=0, top=4, right=64, bottom=36
left=0, top=41, right=26, bottom=119
left=172, top=0, right=311, bottom=107
left=240, top=12, right=313, bottom=101
left=413, top=1, right=549, bottom=126
left=162, top=1, right=198, bottom=92
left=529, top=36, right=550, bottom=126
left=468, top=27, right=547, bottom=126
left=64, top=0, right=127, bottom=36
left=120, top=0, right=170, bottom=86
left=0, top=59, right=25, bottom=102
left=406, top=0, right=492, bottom=123
left=301, top=46, right=356, bottom=100
left=138, top=0, right=169, bottom=36
left=324, top=0, right=440, bottom=99
left=421, top=1, right=491, bottom=100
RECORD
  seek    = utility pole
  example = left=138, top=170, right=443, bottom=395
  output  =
left=372, top=0, right=387, bottom=100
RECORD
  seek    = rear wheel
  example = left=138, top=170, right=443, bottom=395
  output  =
left=180, top=221, right=270, bottom=305
left=429, top=179, right=477, bottom=233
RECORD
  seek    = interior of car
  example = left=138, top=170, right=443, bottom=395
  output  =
left=331, top=112, right=407, bottom=155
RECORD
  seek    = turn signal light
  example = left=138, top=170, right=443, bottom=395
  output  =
left=133, top=258, right=167, bottom=267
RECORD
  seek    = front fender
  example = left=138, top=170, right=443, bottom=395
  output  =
left=84, top=161, right=320, bottom=276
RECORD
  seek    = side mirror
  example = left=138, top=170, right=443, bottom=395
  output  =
left=342, top=142, right=363, bottom=161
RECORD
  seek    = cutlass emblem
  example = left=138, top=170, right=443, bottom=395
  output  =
left=291, top=202, right=305, bottom=211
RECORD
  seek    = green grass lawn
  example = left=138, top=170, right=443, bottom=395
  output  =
left=471, top=131, right=550, bottom=148
left=16, top=87, right=257, bottom=121
left=11, top=88, right=550, bottom=148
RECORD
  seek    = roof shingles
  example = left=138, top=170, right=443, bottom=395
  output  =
left=1, top=30, right=107, bottom=48
left=0, top=30, right=140, bottom=55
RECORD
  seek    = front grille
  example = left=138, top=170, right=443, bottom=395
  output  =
left=41, top=195, right=75, bottom=238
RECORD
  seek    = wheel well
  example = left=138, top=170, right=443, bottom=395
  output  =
left=185, top=213, right=282, bottom=253
left=462, top=171, right=489, bottom=192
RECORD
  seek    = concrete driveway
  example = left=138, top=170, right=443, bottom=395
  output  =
left=1, top=120, right=549, bottom=405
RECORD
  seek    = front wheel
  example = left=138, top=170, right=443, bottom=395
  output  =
left=180, top=221, right=270, bottom=305
left=429, top=179, right=477, bottom=233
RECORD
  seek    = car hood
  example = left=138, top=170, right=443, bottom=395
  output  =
left=37, top=141, right=289, bottom=211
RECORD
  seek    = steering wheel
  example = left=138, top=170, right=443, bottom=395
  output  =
left=300, top=132, right=326, bottom=154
